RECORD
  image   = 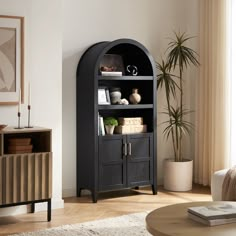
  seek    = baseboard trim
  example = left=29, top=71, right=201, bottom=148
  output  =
left=62, top=188, right=90, bottom=198
left=0, top=198, right=64, bottom=217
left=62, top=188, right=76, bottom=198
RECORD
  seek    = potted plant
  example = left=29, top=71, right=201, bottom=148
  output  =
left=104, top=117, right=118, bottom=135
left=157, top=32, right=200, bottom=191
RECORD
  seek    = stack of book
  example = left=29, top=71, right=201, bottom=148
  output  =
left=188, top=203, right=236, bottom=226
left=8, top=138, right=33, bottom=154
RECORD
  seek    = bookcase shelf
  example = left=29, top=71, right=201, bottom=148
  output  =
left=98, top=76, right=153, bottom=81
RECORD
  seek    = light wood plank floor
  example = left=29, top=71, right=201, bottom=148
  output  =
left=0, top=185, right=211, bottom=235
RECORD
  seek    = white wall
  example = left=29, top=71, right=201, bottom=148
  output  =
left=62, top=0, right=199, bottom=196
left=0, top=0, right=64, bottom=216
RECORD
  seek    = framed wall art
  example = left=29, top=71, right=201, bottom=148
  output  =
left=0, top=15, right=24, bottom=105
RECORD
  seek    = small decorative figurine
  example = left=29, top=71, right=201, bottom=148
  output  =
left=126, top=65, right=138, bottom=76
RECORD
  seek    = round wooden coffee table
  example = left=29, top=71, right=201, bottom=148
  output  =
left=146, top=201, right=236, bottom=236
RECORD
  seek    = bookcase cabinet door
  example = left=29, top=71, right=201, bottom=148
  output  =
left=99, top=135, right=126, bottom=191
left=126, top=133, right=153, bottom=187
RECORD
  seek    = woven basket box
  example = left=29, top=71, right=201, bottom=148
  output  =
left=118, top=117, right=143, bottom=125
left=115, top=124, right=147, bottom=134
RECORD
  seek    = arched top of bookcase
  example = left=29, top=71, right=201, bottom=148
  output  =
left=77, top=38, right=156, bottom=77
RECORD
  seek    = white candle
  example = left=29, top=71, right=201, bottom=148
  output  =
left=18, top=88, right=21, bottom=113
left=28, top=82, right=31, bottom=106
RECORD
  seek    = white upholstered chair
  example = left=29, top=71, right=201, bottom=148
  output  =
left=211, top=169, right=229, bottom=201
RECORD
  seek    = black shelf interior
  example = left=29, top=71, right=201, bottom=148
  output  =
left=98, top=44, right=154, bottom=76
left=98, top=108, right=154, bottom=132
left=98, top=80, right=154, bottom=105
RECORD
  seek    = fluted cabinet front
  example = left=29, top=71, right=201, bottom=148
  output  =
left=0, top=153, right=52, bottom=205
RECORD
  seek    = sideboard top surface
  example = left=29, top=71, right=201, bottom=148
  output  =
left=0, top=126, right=51, bottom=134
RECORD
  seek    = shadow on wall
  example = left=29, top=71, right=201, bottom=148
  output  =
left=62, top=49, right=85, bottom=195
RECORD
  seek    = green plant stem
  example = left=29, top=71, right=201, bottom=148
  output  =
left=166, top=94, right=177, bottom=160
left=179, top=63, right=183, bottom=161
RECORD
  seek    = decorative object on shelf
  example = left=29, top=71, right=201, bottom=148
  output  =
left=118, top=98, right=129, bottom=105
left=129, top=88, right=141, bottom=104
left=8, top=137, right=33, bottom=154
left=126, top=65, right=138, bottom=76
left=0, top=124, right=7, bottom=130
left=115, top=116, right=146, bottom=134
left=115, top=124, right=147, bottom=134
left=98, top=87, right=110, bottom=105
left=109, top=87, right=122, bottom=104
left=15, top=88, right=23, bottom=129
left=100, top=54, right=125, bottom=75
left=0, top=15, right=24, bottom=105
left=25, top=81, right=33, bottom=128
left=103, top=117, right=118, bottom=135
left=156, top=32, right=199, bottom=191
left=118, top=117, right=143, bottom=125
left=101, top=71, right=122, bottom=76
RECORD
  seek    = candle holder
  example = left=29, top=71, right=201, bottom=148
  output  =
left=25, top=105, right=33, bottom=128
left=15, top=112, right=24, bottom=129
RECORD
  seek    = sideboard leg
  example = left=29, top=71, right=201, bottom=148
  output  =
left=47, top=199, right=51, bottom=221
left=31, top=203, right=35, bottom=213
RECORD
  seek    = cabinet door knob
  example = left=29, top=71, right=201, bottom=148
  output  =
left=128, top=143, right=132, bottom=156
left=123, top=143, right=127, bottom=156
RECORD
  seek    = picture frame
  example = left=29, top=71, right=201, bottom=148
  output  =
left=98, top=87, right=110, bottom=105
left=0, top=15, right=24, bottom=105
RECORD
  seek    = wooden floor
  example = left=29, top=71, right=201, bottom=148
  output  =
left=0, top=185, right=211, bottom=235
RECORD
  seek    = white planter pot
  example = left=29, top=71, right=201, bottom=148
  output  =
left=163, top=158, right=193, bottom=191
left=105, top=125, right=115, bottom=135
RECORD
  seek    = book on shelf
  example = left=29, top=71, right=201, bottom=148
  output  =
left=98, top=115, right=105, bottom=136
left=101, top=71, right=122, bottom=76
left=188, top=212, right=236, bottom=226
left=187, top=203, right=236, bottom=220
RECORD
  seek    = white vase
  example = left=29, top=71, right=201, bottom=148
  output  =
left=105, top=125, right=115, bottom=135
left=163, top=158, right=193, bottom=191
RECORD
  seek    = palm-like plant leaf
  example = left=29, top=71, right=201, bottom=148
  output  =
left=156, top=59, right=179, bottom=101
left=167, top=32, right=200, bottom=71
left=161, top=106, right=194, bottom=141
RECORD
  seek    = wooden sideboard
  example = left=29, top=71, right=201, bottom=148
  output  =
left=0, top=126, right=52, bottom=221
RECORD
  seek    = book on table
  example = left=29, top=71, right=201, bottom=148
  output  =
left=188, top=212, right=236, bottom=226
left=188, top=203, right=236, bottom=226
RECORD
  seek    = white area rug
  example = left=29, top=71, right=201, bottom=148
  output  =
left=11, top=212, right=151, bottom=236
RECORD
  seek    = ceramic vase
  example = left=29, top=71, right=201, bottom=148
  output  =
left=129, top=88, right=141, bottom=104
left=110, top=88, right=122, bottom=104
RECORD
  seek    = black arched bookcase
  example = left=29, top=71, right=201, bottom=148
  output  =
left=76, top=39, right=157, bottom=202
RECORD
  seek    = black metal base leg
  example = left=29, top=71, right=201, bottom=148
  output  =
left=31, top=203, right=35, bottom=213
left=47, top=199, right=51, bottom=222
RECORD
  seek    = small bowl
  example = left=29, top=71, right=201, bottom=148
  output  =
left=0, top=124, right=7, bottom=130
